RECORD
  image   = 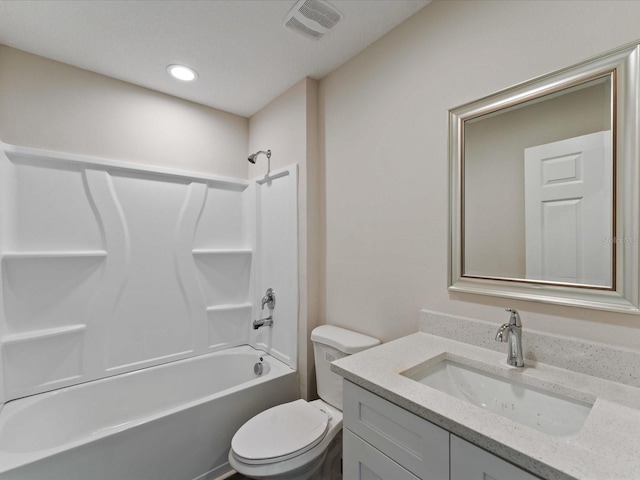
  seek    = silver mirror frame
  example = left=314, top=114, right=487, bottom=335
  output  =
left=449, top=42, right=640, bottom=314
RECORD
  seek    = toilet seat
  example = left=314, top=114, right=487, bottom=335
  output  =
left=231, top=399, right=330, bottom=465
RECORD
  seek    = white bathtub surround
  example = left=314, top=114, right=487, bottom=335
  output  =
left=419, top=310, right=640, bottom=388
left=0, top=141, right=298, bottom=405
left=251, top=169, right=299, bottom=369
left=0, top=141, right=299, bottom=477
left=332, top=332, right=640, bottom=479
left=0, top=346, right=297, bottom=479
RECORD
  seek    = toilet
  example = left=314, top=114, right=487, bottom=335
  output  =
left=228, top=325, right=380, bottom=480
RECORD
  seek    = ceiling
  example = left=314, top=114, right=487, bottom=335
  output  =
left=0, top=0, right=430, bottom=118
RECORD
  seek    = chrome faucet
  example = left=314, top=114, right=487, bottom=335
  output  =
left=495, top=308, right=524, bottom=367
left=252, top=316, right=273, bottom=330
left=261, top=288, right=275, bottom=311
left=254, top=288, right=275, bottom=330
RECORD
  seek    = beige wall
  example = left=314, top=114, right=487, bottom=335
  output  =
left=249, top=78, right=321, bottom=400
left=0, top=45, right=248, bottom=178
left=319, top=0, right=640, bottom=348
left=248, top=80, right=308, bottom=177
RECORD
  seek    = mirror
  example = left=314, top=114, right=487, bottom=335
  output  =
left=465, top=75, right=614, bottom=287
left=449, top=42, right=640, bottom=314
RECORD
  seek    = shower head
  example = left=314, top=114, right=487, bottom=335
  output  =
left=248, top=149, right=271, bottom=164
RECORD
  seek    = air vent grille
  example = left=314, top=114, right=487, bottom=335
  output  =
left=283, top=0, right=342, bottom=41
left=299, top=0, right=340, bottom=29
left=285, top=16, right=324, bottom=39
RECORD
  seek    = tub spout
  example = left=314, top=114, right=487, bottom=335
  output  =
left=252, top=316, right=273, bottom=330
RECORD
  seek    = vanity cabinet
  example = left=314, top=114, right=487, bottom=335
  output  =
left=343, top=381, right=540, bottom=480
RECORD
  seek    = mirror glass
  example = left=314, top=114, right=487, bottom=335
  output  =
left=463, top=75, right=614, bottom=288
left=449, top=42, right=640, bottom=314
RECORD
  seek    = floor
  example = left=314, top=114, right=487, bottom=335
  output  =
left=227, top=473, right=248, bottom=480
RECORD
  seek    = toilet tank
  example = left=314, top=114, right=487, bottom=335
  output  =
left=311, top=325, right=380, bottom=410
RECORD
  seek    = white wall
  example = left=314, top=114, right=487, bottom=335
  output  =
left=249, top=78, right=321, bottom=400
left=319, top=0, right=640, bottom=348
left=0, top=45, right=248, bottom=178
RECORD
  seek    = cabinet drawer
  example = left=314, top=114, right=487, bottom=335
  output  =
left=343, top=381, right=449, bottom=479
left=344, top=428, right=420, bottom=480
left=450, top=435, right=541, bottom=480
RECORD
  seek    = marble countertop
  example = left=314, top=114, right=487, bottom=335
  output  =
left=331, top=332, right=640, bottom=480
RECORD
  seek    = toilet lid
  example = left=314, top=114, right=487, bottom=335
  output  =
left=231, top=399, right=330, bottom=465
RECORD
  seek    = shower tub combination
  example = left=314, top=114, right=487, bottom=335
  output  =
left=0, top=144, right=300, bottom=479
left=0, top=346, right=297, bottom=480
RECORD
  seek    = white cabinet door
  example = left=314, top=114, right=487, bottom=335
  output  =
left=450, top=435, right=540, bottom=480
left=344, top=429, right=420, bottom=480
left=343, top=381, right=449, bottom=479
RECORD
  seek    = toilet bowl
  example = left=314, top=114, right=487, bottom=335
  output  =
left=228, top=325, right=380, bottom=480
left=228, top=399, right=341, bottom=480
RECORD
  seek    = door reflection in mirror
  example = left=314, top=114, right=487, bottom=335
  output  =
left=524, top=130, right=612, bottom=287
left=462, top=75, right=614, bottom=288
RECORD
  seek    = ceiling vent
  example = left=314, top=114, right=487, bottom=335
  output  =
left=283, top=0, right=342, bottom=41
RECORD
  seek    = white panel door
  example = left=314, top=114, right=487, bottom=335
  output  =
left=524, top=131, right=612, bottom=286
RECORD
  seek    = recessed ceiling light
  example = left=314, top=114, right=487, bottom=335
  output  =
left=167, top=64, right=198, bottom=82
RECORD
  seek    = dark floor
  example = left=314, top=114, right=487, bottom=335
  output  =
left=227, top=473, right=249, bottom=480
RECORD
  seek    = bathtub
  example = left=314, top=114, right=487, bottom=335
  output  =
left=0, top=345, right=298, bottom=480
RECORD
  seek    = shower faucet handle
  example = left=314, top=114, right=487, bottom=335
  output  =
left=261, top=288, right=276, bottom=311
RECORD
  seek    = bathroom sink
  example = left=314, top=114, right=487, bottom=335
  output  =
left=404, top=360, right=592, bottom=442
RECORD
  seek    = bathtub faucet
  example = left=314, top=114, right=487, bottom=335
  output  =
left=253, top=316, right=273, bottom=330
